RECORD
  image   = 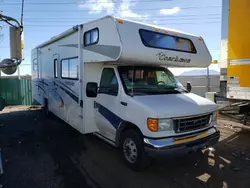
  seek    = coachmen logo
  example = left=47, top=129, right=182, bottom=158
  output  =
left=156, top=52, right=191, bottom=64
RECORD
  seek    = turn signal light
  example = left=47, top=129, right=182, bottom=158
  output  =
left=147, top=118, right=158, bottom=132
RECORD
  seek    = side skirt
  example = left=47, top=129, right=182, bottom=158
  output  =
left=93, top=132, right=117, bottom=148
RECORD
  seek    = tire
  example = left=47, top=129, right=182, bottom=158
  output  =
left=120, top=129, right=151, bottom=171
left=43, top=99, right=52, bottom=118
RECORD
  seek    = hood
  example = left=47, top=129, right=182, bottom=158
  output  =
left=131, top=93, right=216, bottom=118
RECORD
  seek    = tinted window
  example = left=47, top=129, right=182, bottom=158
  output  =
left=84, top=28, right=99, bottom=46
left=99, top=68, right=118, bottom=96
left=61, top=57, right=78, bottom=79
left=54, top=59, right=58, bottom=78
left=139, top=29, right=196, bottom=53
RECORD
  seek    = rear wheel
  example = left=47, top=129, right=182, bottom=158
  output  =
left=120, top=129, right=150, bottom=171
left=43, top=99, right=52, bottom=117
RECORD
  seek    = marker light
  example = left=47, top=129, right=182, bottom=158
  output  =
left=117, top=19, right=124, bottom=24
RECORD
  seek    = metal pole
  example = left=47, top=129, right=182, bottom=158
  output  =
left=207, top=66, right=210, bottom=92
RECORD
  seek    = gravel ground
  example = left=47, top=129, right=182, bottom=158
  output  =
left=0, top=106, right=250, bottom=188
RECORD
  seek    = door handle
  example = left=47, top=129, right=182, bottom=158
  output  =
left=120, top=101, right=127, bottom=106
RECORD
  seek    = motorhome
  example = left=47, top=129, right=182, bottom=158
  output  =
left=32, top=16, right=220, bottom=170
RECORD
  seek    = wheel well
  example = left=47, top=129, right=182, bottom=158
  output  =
left=115, top=121, right=143, bottom=147
left=43, top=98, right=48, bottom=107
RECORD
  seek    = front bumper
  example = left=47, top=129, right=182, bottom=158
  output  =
left=144, top=127, right=220, bottom=157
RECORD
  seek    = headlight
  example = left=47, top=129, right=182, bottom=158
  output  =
left=212, top=111, right=217, bottom=122
left=158, top=119, right=174, bottom=131
left=147, top=118, right=174, bottom=132
left=208, top=112, right=217, bottom=125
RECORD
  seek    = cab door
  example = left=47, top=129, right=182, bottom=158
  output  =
left=94, top=68, right=121, bottom=141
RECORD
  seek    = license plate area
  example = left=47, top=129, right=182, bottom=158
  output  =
left=174, top=131, right=209, bottom=145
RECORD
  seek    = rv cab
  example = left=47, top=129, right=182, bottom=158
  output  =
left=32, top=16, right=220, bottom=170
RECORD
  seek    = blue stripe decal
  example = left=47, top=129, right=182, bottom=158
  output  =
left=59, top=81, right=77, bottom=95
left=54, top=82, right=79, bottom=103
left=58, top=85, right=79, bottom=103
left=94, top=101, right=122, bottom=129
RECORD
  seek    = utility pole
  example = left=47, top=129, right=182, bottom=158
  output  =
left=0, top=13, right=23, bottom=74
left=0, top=0, right=25, bottom=74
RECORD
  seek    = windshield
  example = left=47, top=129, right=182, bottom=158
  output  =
left=118, top=66, right=186, bottom=96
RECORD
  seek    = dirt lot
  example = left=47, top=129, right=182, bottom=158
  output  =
left=0, top=106, right=250, bottom=188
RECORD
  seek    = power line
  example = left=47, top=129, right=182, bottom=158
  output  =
left=22, top=14, right=221, bottom=19
left=30, top=6, right=221, bottom=11
left=21, top=14, right=221, bottom=21
left=2, top=6, right=222, bottom=12
left=0, top=0, right=175, bottom=5
left=5, top=21, right=220, bottom=27
left=24, top=17, right=220, bottom=23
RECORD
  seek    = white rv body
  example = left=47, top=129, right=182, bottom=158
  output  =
left=32, top=16, right=219, bottom=169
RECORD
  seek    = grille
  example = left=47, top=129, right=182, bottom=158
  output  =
left=174, top=114, right=212, bottom=133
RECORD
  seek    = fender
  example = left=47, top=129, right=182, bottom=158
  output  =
left=115, top=121, right=143, bottom=147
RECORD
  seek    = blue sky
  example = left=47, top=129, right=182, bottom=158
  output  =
left=0, top=0, right=221, bottom=76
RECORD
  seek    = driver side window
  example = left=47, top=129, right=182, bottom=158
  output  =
left=99, top=68, right=119, bottom=96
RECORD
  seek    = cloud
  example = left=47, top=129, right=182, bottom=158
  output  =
left=78, top=0, right=149, bottom=20
left=159, top=6, right=180, bottom=15
left=116, top=0, right=149, bottom=20
left=153, top=20, right=159, bottom=24
left=78, top=0, right=114, bottom=14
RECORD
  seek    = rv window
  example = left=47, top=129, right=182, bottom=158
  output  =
left=84, top=28, right=99, bottom=46
left=54, top=59, right=58, bottom=78
left=139, top=29, right=196, bottom=53
left=33, top=59, right=38, bottom=71
left=99, top=68, right=118, bottom=96
left=61, top=57, right=78, bottom=79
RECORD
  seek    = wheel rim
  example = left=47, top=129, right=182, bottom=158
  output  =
left=123, top=138, right=138, bottom=164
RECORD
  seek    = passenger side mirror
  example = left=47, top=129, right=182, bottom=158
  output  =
left=86, top=82, right=98, bottom=98
left=186, top=82, right=192, bottom=92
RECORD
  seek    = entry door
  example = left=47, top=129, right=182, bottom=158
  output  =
left=50, top=54, right=60, bottom=116
left=31, top=51, right=39, bottom=100
left=94, top=68, right=120, bottom=141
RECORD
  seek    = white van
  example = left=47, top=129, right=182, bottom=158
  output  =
left=32, top=16, right=220, bottom=170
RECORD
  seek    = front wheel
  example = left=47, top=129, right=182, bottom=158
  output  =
left=120, top=129, right=150, bottom=171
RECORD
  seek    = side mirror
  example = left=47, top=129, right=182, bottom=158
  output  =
left=86, top=82, right=98, bottom=98
left=186, top=82, right=192, bottom=92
